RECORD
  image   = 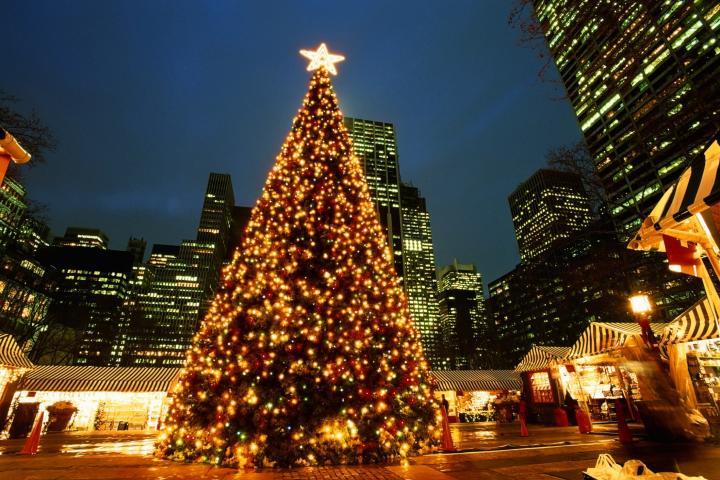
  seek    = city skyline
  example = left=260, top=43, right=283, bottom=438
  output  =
left=4, top=1, right=582, bottom=285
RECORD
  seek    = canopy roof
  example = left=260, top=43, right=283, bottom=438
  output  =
left=429, top=370, right=521, bottom=392
left=661, top=297, right=720, bottom=346
left=0, top=334, right=33, bottom=369
left=19, top=366, right=181, bottom=393
left=567, top=322, right=668, bottom=359
left=629, top=139, right=720, bottom=252
left=515, top=345, right=571, bottom=372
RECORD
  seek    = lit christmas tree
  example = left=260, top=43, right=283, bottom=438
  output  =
left=156, top=44, right=439, bottom=468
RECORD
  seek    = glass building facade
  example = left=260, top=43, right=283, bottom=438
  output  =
left=532, top=0, right=720, bottom=238
left=344, top=117, right=404, bottom=279
left=400, top=183, right=441, bottom=368
left=530, top=0, right=716, bottom=319
left=121, top=174, right=235, bottom=366
left=509, top=169, right=593, bottom=261
left=436, top=261, right=486, bottom=369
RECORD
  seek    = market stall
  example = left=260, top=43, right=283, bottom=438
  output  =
left=564, top=322, right=668, bottom=423
left=627, top=138, right=720, bottom=439
left=429, top=370, right=522, bottom=423
left=515, top=345, right=570, bottom=424
left=628, top=139, right=720, bottom=319
left=0, top=334, right=33, bottom=433
left=659, top=297, right=720, bottom=429
left=4, top=366, right=180, bottom=437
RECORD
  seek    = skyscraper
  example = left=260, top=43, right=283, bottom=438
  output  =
left=437, top=261, right=486, bottom=369
left=0, top=177, right=54, bottom=354
left=196, top=173, right=235, bottom=316
left=122, top=174, right=235, bottom=366
left=509, top=169, right=593, bottom=262
left=400, top=183, right=441, bottom=368
left=53, top=227, right=109, bottom=249
left=530, top=0, right=720, bottom=239
left=38, top=245, right=134, bottom=366
left=488, top=234, right=632, bottom=367
left=344, top=117, right=404, bottom=279
left=529, top=0, right=716, bottom=318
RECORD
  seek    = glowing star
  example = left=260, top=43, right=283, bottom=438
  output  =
left=299, top=43, right=345, bottom=75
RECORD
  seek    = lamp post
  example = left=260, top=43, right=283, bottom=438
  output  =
left=629, top=294, right=655, bottom=347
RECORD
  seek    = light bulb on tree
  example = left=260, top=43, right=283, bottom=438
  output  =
left=156, top=44, right=439, bottom=468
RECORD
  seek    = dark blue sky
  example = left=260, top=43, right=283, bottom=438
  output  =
left=6, top=0, right=581, bottom=286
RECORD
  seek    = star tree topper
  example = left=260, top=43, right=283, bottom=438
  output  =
left=299, top=43, right=345, bottom=75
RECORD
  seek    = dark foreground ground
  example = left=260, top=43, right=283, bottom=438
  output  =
left=1, top=423, right=718, bottom=479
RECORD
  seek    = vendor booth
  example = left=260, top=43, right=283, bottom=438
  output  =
left=628, top=138, right=720, bottom=437
left=563, top=322, right=668, bottom=423
left=515, top=345, right=570, bottom=424
left=0, top=334, right=33, bottom=433
left=429, top=370, right=521, bottom=423
left=659, top=297, right=720, bottom=429
left=4, top=366, right=180, bottom=437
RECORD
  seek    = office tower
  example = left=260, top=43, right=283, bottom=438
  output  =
left=488, top=234, right=632, bottom=367
left=0, top=177, right=26, bottom=251
left=196, top=173, right=235, bottom=315
left=400, top=183, right=441, bottom=368
left=530, top=0, right=716, bottom=318
left=122, top=174, right=235, bottom=366
left=437, top=261, right=486, bottom=369
left=38, top=246, right=134, bottom=366
left=530, top=1, right=720, bottom=239
left=344, top=117, right=404, bottom=279
left=509, top=169, right=593, bottom=262
left=0, top=176, right=54, bottom=356
left=126, top=237, right=147, bottom=265
left=53, top=227, right=109, bottom=249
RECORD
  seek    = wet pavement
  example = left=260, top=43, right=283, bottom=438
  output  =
left=0, top=423, right=718, bottom=479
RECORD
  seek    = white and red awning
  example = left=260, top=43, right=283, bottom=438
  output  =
left=661, top=297, right=720, bottom=346
left=429, top=370, right=522, bottom=392
left=629, top=139, right=720, bottom=252
left=566, top=322, right=668, bottom=359
left=515, top=345, right=571, bottom=372
left=19, top=366, right=181, bottom=393
left=0, top=334, right=33, bottom=369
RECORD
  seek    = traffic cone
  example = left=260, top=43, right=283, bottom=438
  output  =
left=440, top=405, right=456, bottom=452
left=19, top=411, right=44, bottom=455
left=519, top=412, right=529, bottom=437
left=615, top=399, right=632, bottom=444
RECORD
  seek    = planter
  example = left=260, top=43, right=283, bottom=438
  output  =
left=46, top=401, right=77, bottom=432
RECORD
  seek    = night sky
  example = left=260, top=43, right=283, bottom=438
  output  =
left=5, top=1, right=582, bottom=287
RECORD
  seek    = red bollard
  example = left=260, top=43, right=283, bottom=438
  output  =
left=519, top=413, right=529, bottom=437
left=519, top=400, right=529, bottom=437
left=575, top=406, right=592, bottom=434
left=440, top=405, right=456, bottom=452
left=554, top=407, right=569, bottom=427
left=19, top=411, right=44, bottom=455
left=615, top=399, right=632, bottom=444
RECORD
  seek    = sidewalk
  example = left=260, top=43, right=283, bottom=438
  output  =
left=445, top=421, right=640, bottom=451
left=4, top=423, right=715, bottom=480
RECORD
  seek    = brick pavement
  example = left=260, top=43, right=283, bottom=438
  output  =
left=2, top=424, right=719, bottom=479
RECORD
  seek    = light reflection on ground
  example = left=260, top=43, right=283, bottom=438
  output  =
left=59, top=436, right=156, bottom=456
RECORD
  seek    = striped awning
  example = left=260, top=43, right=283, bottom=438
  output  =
left=515, top=345, right=571, bottom=372
left=567, top=322, right=668, bottom=359
left=629, top=139, right=720, bottom=252
left=661, top=297, right=720, bottom=345
left=19, top=366, right=181, bottom=393
left=429, top=370, right=522, bottom=392
left=0, top=334, right=34, bottom=369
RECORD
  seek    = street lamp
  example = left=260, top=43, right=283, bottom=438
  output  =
left=0, top=126, right=31, bottom=184
left=629, top=293, right=655, bottom=347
